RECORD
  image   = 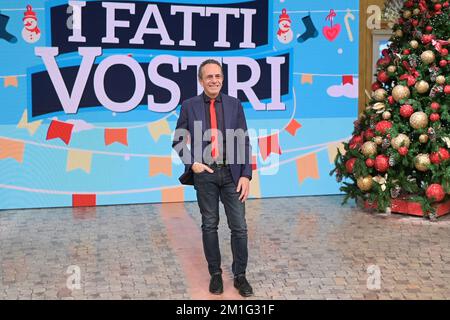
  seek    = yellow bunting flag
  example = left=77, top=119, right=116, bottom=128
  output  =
left=149, top=156, right=172, bottom=177
left=66, top=149, right=93, bottom=173
left=249, top=170, right=261, bottom=198
left=148, top=118, right=171, bottom=142
left=161, top=186, right=184, bottom=202
left=327, top=142, right=346, bottom=164
left=0, top=138, right=25, bottom=163
left=296, top=153, right=320, bottom=185
left=17, top=109, right=43, bottom=136
left=4, top=76, right=18, bottom=88
left=301, top=74, right=313, bottom=85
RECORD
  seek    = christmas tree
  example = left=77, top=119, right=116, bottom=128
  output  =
left=332, top=0, right=450, bottom=217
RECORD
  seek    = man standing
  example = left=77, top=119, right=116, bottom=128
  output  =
left=172, top=59, right=253, bottom=297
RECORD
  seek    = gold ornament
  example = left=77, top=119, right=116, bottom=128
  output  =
left=357, top=175, right=373, bottom=192
left=361, top=141, right=378, bottom=157
left=372, top=102, right=386, bottom=112
left=413, top=9, right=420, bottom=15
left=421, top=50, right=435, bottom=64
left=415, top=80, right=430, bottom=94
left=387, top=65, right=397, bottom=73
left=414, top=154, right=430, bottom=172
left=436, top=75, right=446, bottom=85
left=395, top=30, right=403, bottom=37
left=372, top=89, right=387, bottom=101
left=410, top=40, right=419, bottom=49
left=391, top=134, right=411, bottom=150
left=374, top=136, right=383, bottom=145
left=419, top=134, right=429, bottom=144
left=410, top=111, right=429, bottom=129
left=392, top=85, right=411, bottom=102
left=403, top=10, right=412, bottom=19
left=382, top=111, right=391, bottom=120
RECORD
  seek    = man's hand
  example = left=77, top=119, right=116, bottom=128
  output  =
left=236, top=177, right=250, bottom=202
left=191, top=162, right=214, bottom=174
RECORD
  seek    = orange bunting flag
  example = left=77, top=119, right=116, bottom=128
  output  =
left=72, top=194, right=96, bottom=207
left=161, top=186, right=184, bottom=203
left=17, top=109, right=42, bottom=136
left=301, top=74, right=313, bottom=85
left=149, top=156, right=172, bottom=177
left=285, top=119, right=302, bottom=136
left=4, top=76, right=18, bottom=87
left=258, top=133, right=282, bottom=161
left=105, top=128, right=128, bottom=146
left=343, top=75, right=354, bottom=85
left=46, top=120, right=74, bottom=145
left=327, top=142, right=346, bottom=164
left=0, top=138, right=25, bottom=163
left=296, top=153, right=320, bottom=185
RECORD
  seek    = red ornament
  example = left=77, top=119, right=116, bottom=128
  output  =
left=349, top=135, right=363, bottom=149
left=422, top=34, right=434, bottom=44
left=377, top=71, right=390, bottom=83
left=364, top=129, right=375, bottom=141
left=388, top=96, right=395, bottom=105
left=430, top=113, right=440, bottom=122
left=374, top=155, right=390, bottom=172
left=426, top=184, right=445, bottom=202
left=430, top=148, right=449, bottom=164
left=403, top=49, right=410, bottom=55
left=345, top=158, right=357, bottom=174
left=382, top=49, right=389, bottom=57
left=439, top=148, right=450, bottom=161
left=412, top=20, right=419, bottom=27
left=430, top=152, right=442, bottom=164
left=445, top=85, right=450, bottom=94
left=400, top=104, right=414, bottom=118
left=431, top=102, right=440, bottom=111
left=398, top=147, right=408, bottom=156
left=444, top=2, right=449, bottom=8
left=435, top=4, right=442, bottom=11
left=442, top=49, right=449, bottom=56
left=371, top=82, right=381, bottom=91
left=405, top=1, right=413, bottom=8
left=365, top=158, right=375, bottom=167
left=375, top=120, right=392, bottom=135
left=440, top=60, right=448, bottom=67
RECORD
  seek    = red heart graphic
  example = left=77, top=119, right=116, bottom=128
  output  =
left=323, top=24, right=341, bottom=41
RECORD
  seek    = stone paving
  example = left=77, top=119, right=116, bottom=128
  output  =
left=1, top=195, right=450, bottom=300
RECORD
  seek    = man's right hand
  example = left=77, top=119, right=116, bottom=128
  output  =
left=191, top=162, right=214, bottom=174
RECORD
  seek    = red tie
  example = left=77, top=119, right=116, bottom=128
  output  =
left=209, top=99, right=218, bottom=159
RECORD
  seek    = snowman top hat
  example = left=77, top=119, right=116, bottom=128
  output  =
left=23, top=5, right=37, bottom=21
left=278, top=9, right=291, bottom=23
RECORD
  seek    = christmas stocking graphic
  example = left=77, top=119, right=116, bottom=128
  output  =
left=0, top=13, right=17, bottom=43
left=297, top=14, right=318, bottom=43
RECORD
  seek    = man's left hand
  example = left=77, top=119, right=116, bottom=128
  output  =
left=236, top=177, right=250, bottom=203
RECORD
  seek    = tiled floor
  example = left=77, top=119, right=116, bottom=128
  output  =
left=1, top=195, right=450, bottom=300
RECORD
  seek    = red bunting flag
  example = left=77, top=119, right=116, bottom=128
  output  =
left=105, top=128, right=128, bottom=146
left=258, top=133, right=282, bottom=161
left=72, top=194, right=96, bottom=207
left=285, top=119, right=302, bottom=136
left=46, top=120, right=74, bottom=145
left=342, top=75, right=354, bottom=85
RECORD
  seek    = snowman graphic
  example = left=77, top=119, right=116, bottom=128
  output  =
left=276, top=9, right=293, bottom=44
left=22, top=5, right=41, bottom=43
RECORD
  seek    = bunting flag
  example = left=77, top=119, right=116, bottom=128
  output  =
left=148, top=118, right=171, bottom=142
left=258, top=133, right=282, bottom=161
left=66, top=149, right=93, bottom=173
left=17, top=109, right=43, bottom=136
left=3, top=76, right=18, bottom=87
left=249, top=170, right=261, bottom=198
left=104, top=128, right=128, bottom=146
left=251, top=155, right=258, bottom=171
left=0, top=138, right=25, bottom=163
left=296, top=153, right=320, bottom=185
left=72, top=194, right=97, bottom=207
left=342, top=75, right=354, bottom=85
left=327, top=142, right=346, bottom=163
left=149, top=156, right=172, bottom=177
left=285, top=119, right=302, bottom=136
left=46, top=120, right=74, bottom=145
left=161, top=186, right=184, bottom=202
left=301, top=74, right=313, bottom=85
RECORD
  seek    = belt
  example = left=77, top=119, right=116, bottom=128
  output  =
left=206, top=161, right=227, bottom=168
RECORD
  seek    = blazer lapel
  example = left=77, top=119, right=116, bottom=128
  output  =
left=192, top=95, right=206, bottom=133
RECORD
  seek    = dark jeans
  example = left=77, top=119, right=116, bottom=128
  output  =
left=193, top=165, right=248, bottom=277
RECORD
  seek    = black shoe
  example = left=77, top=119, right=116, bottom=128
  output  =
left=209, top=274, right=223, bottom=295
left=233, top=275, right=254, bottom=297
